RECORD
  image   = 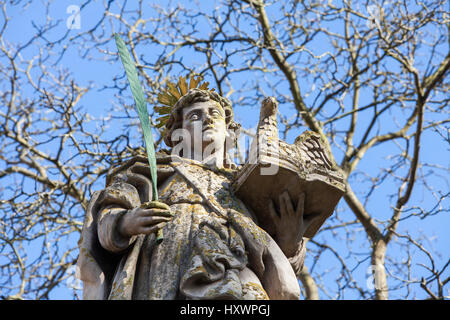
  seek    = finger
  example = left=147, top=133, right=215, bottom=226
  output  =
left=278, top=193, right=287, bottom=219
left=280, top=191, right=295, bottom=217
left=138, top=216, right=172, bottom=226
left=296, top=192, right=306, bottom=220
left=138, top=222, right=167, bottom=235
left=268, top=199, right=280, bottom=223
left=140, top=201, right=170, bottom=210
left=304, top=213, right=321, bottom=231
left=139, top=208, right=173, bottom=217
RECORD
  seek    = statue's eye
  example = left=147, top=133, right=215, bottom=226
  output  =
left=211, top=110, right=221, bottom=117
left=190, top=114, right=200, bottom=121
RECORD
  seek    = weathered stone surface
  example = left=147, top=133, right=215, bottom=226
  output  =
left=77, top=91, right=341, bottom=300
left=233, top=97, right=345, bottom=239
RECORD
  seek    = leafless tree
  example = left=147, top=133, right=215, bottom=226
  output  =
left=0, top=0, right=448, bottom=300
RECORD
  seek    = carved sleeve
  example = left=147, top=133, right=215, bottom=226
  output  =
left=287, top=238, right=306, bottom=278
left=95, top=181, right=142, bottom=253
left=97, top=205, right=137, bottom=253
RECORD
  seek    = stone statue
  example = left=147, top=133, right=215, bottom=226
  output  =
left=76, top=78, right=345, bottom=300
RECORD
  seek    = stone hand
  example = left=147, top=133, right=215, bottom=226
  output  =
left=118, top=201, right=173, bottom=238
left=269, top=191, right=319, bottom=257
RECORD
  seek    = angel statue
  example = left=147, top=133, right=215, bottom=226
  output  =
left=76, top=73, right=345, bottom=300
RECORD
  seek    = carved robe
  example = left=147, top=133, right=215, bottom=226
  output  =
left=76, top=153, right=306, bottom=300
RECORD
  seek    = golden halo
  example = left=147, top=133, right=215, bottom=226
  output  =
left=155, top=74, right=215, bottom=128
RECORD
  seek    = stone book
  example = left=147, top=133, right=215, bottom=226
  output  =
left=233, top=98, right=346, bottom=239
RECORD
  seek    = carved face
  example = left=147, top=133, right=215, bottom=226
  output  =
left=181, top=100, right=229, bottom=157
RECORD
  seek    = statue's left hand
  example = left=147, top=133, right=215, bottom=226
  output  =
left=269, top=191, right=319, bottom=257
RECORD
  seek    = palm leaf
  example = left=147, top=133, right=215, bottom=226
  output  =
left=114, top=33, right=158, bottom=201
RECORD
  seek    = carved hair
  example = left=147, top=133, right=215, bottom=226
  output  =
left=164, top=88, right=240, bottom=147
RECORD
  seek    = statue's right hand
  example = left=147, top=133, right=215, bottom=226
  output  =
left=118, top=201, right=173, bottom=237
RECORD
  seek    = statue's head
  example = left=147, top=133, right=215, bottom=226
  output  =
left=156, top=77, right=240, bottom=167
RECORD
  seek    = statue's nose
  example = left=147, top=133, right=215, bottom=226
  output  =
left=203, top=114, right=214, bottom=124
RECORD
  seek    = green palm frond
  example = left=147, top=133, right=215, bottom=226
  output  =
left=114, top=33, right=158, bottom=201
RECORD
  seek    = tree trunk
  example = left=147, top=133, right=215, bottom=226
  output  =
left=371, top=240, right=388, bottom=300
left=299, top=266, right=319, bottom=300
